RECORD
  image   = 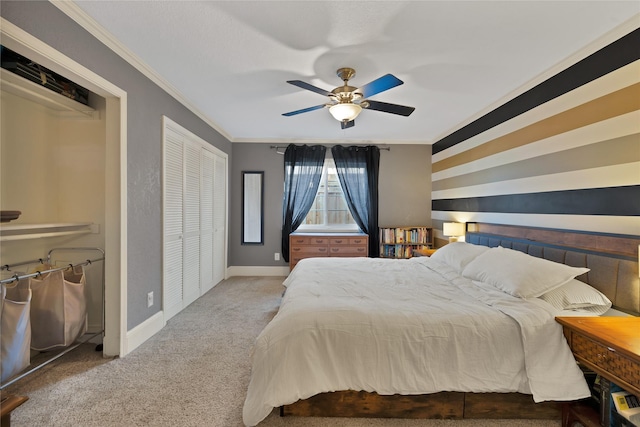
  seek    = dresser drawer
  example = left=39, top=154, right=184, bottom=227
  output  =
left=570, top=332, right=640, bottom=391
left=290, top=236, right=329, bottom=246
left=329, top=246, right=368, bottom=256
left=329, top=237, right=367, bottom=246
left=290, top=246, right=328, bottom=255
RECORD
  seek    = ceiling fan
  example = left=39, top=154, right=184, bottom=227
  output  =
left=282, top=67, right=415, bottom=129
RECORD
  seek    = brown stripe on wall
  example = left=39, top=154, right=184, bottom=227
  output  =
left=433, top=83, right=640, bottom=173
left=432, top=134, right=640, bottom=191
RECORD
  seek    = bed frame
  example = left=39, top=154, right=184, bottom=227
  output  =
left=281, top=223, right=640, bottom=420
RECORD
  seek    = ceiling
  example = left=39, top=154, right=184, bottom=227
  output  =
left=68, top=1, right=639, bottom=145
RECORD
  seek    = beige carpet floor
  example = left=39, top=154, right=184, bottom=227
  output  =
left=4, top=276, right=561, bottom=427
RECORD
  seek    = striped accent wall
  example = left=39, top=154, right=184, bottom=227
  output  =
left=431, top=26, right=640, bottom=246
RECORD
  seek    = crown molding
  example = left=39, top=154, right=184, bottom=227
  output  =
left=51, top=0, right=233, bottom=142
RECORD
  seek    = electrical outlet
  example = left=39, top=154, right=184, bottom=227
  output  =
left=274, top=252, right=280, bottom=261
left=147, top=291, right=153, bottom=308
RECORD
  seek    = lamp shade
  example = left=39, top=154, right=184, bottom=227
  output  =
left=443, top=222, right=465, bottom=237
left=329, top=103, right=362, bottom=122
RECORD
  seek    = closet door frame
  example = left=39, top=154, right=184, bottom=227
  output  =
left=1, top=18, right=128, bottom=357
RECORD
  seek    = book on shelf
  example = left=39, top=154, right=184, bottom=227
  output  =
left=379, top=227, right=432, bottom=245
left=379, top=226, right=433, bottom=258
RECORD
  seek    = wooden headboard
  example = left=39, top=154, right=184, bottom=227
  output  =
left=465, top=223, right=640, bottom=316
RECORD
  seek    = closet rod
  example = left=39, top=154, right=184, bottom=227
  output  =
left=0, top=257, right=104, bottom=285
left=1, top=258, right=46, bottom=271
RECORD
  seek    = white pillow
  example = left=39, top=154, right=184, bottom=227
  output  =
left=429, top=242, right=490, bottom=272
left=539, top=279, right=611, bottom=315
left=461, top=246, right=590, bottom=298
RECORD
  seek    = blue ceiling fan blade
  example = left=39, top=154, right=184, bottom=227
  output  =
left=365, top=100, right=415, bottom=116
left=357, top=74, right=404, bottom=98
left=282, top=104, right=326, bottom=116
left=286, top=80, right=333, bottom=97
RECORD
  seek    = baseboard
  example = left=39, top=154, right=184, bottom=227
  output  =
left=125, top=311, right=165, bottom=355
left=226, top=266, right=289, bottom=277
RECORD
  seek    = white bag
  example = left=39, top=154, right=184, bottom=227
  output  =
left=1, top=279, right=32, bottom=382
left=30, top=265, right=87, bottom=351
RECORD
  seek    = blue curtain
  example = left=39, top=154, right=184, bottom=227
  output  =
left=331, top=145, right=380, bottom=257
left=281, top=144, right=326, bottom=262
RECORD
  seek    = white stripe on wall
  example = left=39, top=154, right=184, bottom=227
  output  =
left=433, top=162, right=640, bottom=199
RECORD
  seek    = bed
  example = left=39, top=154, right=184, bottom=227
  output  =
left=243, top=224, right=640, bottom=426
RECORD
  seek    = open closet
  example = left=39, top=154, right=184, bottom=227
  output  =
left=0, top=45, right=110, bottom=387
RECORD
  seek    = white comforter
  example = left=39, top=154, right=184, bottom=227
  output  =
left=243, top=256, right=590, bottom=426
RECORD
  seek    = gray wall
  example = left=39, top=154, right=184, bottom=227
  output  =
left=229, top=144, right=432, bottom=267
left=1, top=1, right=232, bottom=330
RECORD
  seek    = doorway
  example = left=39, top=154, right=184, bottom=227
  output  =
left=1, top=18, right=127, bottom=356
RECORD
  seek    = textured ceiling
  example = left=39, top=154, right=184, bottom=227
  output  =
left=69, top=1, right=639, bottom=144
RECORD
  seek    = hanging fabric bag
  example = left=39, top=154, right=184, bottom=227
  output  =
left=30, top=265, right=87, bottom=351
left=1, top=279, right=32, bottom=382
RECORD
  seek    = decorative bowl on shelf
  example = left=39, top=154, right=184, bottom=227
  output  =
left=0, top=211, right=22, bottom=223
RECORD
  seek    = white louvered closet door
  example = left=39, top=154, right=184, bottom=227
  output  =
left=200, top=150, right=215, bottom=294
left=212, top=153, right=226, bottom=285
left=163, top=117, right=227, bottom=322
left=163, top=127, right=184, bottom=321
left=182, top=142, right=201, bottom=308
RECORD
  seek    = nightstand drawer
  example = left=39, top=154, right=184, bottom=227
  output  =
left=571, top=332, right=640, bottom=391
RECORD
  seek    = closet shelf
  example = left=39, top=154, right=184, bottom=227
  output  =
left=0, top=223, right=96, bottom=241
left=0, top=68, right=97, bottom=119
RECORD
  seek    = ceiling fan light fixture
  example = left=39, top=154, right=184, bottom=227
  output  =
left=329, top=103, right=362, bottom=122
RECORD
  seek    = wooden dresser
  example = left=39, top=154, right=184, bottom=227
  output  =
left=556, top=316, right=640, bottom=427
left=289, top=233, right=368, bottom=270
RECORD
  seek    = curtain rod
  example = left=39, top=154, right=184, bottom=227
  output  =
left=270, top=145, right=390, bottom=153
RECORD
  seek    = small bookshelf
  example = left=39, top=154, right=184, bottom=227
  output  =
left=379, top=226, right=433, bottom=258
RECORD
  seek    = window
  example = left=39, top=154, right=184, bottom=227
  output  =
left=298, top=158, right=358, bottom=231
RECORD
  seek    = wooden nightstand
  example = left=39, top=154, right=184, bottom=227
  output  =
left=556, top=316, right=640, bottom=427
